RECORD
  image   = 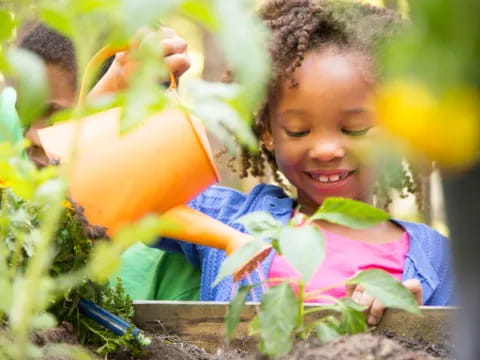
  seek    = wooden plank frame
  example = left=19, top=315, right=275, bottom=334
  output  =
left=133, top=301, right=455, bottom=353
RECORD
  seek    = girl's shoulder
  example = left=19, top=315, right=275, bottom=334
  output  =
left=393, top=219, right=448, bottom=244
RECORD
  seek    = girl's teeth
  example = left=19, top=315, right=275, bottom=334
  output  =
left=312, top=173, right=349, bottom=183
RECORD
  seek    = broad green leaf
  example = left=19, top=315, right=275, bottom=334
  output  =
left=315, top=316, right=341, bottom=344
left=213, top=239, right=266, bottom=286
left=225, top=284, right=256, bottom=342
left=0, top=278, right=12, bottom=312
left=213, top=0, right=270, bottom=111
left=248, top=314, right=260, bottom=336
left=346, top=269, right=420, bottom=313
left=121, top=0, right=182, bottom=35
left=0, top=87, right=23, bottom=145
left=7, top=48, right=48, bottom=128
left=258, top=282, right=299, bottom=357
left=311, top=197, right=389, bottom=229
left=39, top=8, right=74, bottom=37
left=186, top=80, right=257, bottom=152
left=235, top=211, right=282, bottom=240
left=31, top=312, right=57, bottom=330
left=181, top=1, right=220, bottom=30
left=0, top=10, right=14, bottom=41
left=119, top=47, right=168, bottom=134
left=88, top=242, right=122, bottom=283
left=333, top=298, right=368, bottom=334
left=113, top=214, right=169, bottom=248
left=278, top=225, right=325, bottom=283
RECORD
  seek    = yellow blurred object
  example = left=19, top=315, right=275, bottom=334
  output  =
left=376, top=79, right=480, bottom=169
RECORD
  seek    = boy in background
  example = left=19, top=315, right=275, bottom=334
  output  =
left=16, top=23, right=201, bottom=300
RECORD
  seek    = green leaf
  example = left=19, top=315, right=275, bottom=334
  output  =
left=248, top=314, right=260, bottom=336
left=258, top=282, right=299, bottom=357
left=213, top=0, right=270, bottom=111
left=225, top=284, right=256, bottom=342
left=7, top=48, right=48, bottom=128
left=186, top=80, right=257, bottom=152
left=310, top=197, right=390, bottom=229
left=0, top=278, right=12, bottom=313
left=39, top=7, right=75, bottom=37
left=333, top=298, right=368, bottom=334
left=213, top=239, right=266, bottom=286
left=0, top=87, right=23, bottom=145
left=235, top=211, right=282, bottom=240
left=31, top=312, right=58, bottom=330
left=181, top=0, right=220, bottom=30
left=346, top=269, right=420, bottom=314
left=278, top=225, right=325, bottom=283
left=315, top=316, right=341, bottom=344
left=0, top=10, right=14, bottom=41
left=121, top=0, right=182, bottom=35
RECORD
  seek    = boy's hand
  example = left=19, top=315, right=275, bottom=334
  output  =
left=89, top=27, right=190, bottom=97
left=346, top=278, right=423, bottom=325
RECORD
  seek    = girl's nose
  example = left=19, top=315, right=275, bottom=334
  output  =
left=308, top=136, right=345, bottom=162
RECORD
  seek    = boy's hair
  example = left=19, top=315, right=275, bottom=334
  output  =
left=19, top=23, right=77, bottom=87
left=237, top=0, right=424, bottom=210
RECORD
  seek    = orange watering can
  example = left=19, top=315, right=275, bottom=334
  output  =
left=38, top=46, right=271, bottom=281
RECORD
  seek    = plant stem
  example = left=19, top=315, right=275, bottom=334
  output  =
left=297, top=281, right=305, bottom=337
left=10, top=184, right=66, bottom=360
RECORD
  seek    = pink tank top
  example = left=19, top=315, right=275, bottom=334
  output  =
left=267, top=228, right=409, bottom=302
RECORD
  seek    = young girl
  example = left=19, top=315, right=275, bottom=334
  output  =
left=156, top=0, right=453, bottom=313
left=157, top=0, right=452, bottom=323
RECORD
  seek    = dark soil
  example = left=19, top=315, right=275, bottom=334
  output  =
left=32, top=324, right=453, bottom=360
left=381, top=329, right=454, bottom=360
left=108, top=334, right=249, bottom=360
left=274, top=333, right=444, bottom=360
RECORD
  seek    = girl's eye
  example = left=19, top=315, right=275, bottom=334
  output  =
left=285, top=129, right=310, bottom=137
left=342, top=127, right=372, bottom=136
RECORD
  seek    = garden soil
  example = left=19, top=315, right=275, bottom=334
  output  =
left=34, top=324, right=453, bottom=360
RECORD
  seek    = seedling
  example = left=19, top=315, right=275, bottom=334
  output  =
left=218, top=198, right=420, bottom=358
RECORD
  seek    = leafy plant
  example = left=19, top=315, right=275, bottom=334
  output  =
left=0, top=1, right=271, bottom=359
left=219, top=198, right=420, bottom=358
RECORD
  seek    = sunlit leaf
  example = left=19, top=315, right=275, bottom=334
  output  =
left=258, top=282, right=299, bottom=357
left=315, top=316, right=341, bottom=344
left=333, top=298, right=368, bottom=334
left=311, top=197, right=389, bottom=229
left=212, top=0, right=270, bottom=112
left=121, top=0, right=182, bottom=35
left=346, top=269, right=420, bottom=313
left=278, top=225, right=325, bottom=283
left=31, top=312, right=57, bottom=330
left=225, top=284, right=256, bottom=342
left=39, top=7, right=74, bottom=37
left=213, top=239, right=267, bottom=286
left=7, top=48, right=48, bottom=128
left=181, top=0, right=220, bottom=30
left=235, top=211, right=282, bottom=240
left=0, top=10, right=14, bottom=41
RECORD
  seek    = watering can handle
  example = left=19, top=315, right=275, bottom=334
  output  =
left=77, top=45, right=177, bottom=108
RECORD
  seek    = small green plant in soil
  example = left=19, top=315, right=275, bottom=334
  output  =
left=218, top=198, right=420, bottom=358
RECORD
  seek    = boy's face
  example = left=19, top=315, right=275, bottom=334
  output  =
left=25, top=64, right=76, bottom=166
left=264, top=48, right=378, bottom=215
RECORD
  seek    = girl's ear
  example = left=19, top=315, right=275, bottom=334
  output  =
left=262, top=130, right=274, bottom=151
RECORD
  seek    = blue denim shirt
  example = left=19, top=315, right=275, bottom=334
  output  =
left=154, top=183, right=454, bottom=305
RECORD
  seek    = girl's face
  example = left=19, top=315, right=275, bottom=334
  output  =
left=264, top=48, right=377, bottom=215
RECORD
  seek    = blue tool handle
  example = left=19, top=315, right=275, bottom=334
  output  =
left=78, top=298, right=140, bottom=337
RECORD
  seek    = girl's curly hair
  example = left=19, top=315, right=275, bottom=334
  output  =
left=235, top=0, right=428, bottom=211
